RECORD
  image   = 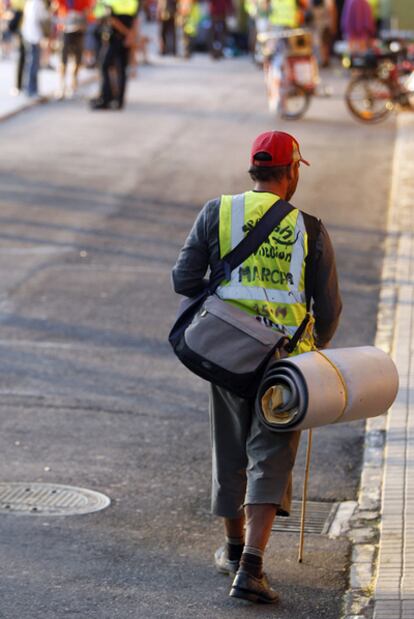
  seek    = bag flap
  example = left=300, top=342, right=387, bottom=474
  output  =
left=203, top=295, right=284, bottom=346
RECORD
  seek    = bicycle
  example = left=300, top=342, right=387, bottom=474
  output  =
left=344, top=35, right=414, bottom=123
left=258, top=28, right=319, bottom=120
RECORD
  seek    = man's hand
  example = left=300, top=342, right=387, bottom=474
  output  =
left=124, top=28, right=137, bottom=47
left=110, top=16, right=136, bottom=46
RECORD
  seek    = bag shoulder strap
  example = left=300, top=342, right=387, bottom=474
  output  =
left=302, top=212, right=322, bottom=311
left=284, top=211, right=321, bottom=353
left=209, top=198, right=294, bottom=291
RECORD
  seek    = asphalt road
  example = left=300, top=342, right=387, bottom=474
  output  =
left=0, top=54, right=396, bottom=619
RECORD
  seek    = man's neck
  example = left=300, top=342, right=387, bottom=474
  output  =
left=253, top=181, right=288, bottom=199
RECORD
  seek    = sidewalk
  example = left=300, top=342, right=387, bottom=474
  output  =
left=0, top=53, right=96, bottom=120
left=372, top=112, right=414, bottom=619
left=343, top=112, right=414, bottom=619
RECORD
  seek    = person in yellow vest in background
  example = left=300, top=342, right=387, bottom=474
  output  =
left=90, top=0, right=139, bottom=109
left=172, top=131, right=342, bottom=605
left=267, top=0, right=309, bottom=67
left=177, top=0, right=200, bottom=58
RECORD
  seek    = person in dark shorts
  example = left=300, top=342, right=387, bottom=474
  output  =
left=56, top=0, right=90, bottom=98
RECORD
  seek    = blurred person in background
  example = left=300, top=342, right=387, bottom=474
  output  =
left=341, top=0, right=375, bottom=53
left=39, top=0, right=54, bottom=69
left=0, top=0, right=14, bottom=58
left=308, top=0, right=336, bottom=67
left=247, top=0, right=270, bottom=63
left=90, top=0, right=139, bottom=109
left=269, top=0, right=308, bottom=30
left=177, top=0, right=199, bottom=58
left=82, top=16, right=98, bottom=67
left=7, top=0, right=26, bottom=93
left=55, top=0, right=91, bottom=97
left=142, top=0, right=155, bottom=20
left=266, top=0, right=309, bottom=79
left=22, top=0, right=49, bottom=96
left=244, top=0, right=257, bottom=56
left=209, top=0, right=232, bottom=59
left=157, top=0, right=176, bottom=55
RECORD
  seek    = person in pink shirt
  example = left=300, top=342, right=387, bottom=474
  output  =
left=341, top=0, right=375, bottom=53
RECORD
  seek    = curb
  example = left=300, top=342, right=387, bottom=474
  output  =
left=340, top=116, right=401, bottom=619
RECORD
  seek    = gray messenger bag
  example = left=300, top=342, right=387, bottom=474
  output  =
left=168, top=199, right=315, bottom=399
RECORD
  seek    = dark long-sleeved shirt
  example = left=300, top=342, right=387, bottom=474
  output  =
left=172, top=197, right=342, bottom=348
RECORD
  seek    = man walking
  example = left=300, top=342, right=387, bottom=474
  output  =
left=172, top=131, right=342, bottom=604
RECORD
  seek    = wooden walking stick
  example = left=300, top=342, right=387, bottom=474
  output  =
left=298, top=428, right=313, bottom=563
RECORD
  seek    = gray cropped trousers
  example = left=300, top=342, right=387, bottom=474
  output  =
left=209, top=383, right=301, bottom=519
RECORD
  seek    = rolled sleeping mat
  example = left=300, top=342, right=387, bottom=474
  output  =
left=255, top=346, right=399, bottom=432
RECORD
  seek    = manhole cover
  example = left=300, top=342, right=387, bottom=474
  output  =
left=0, top=483, right=111, bottom=516
left=272, top=500, right=338, bottom=534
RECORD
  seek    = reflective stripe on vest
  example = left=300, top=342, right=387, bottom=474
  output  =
left=216, top=191, right=314, bottom=353
left=269, top=0, right=297, bottom=27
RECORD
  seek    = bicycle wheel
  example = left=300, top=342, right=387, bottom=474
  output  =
left=345, top=75, right=394, bottom=123
left=279, top=84, right=311, bottom=120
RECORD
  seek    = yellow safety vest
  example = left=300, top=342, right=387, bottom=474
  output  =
left=106, top=0, right=138, bottom=15
left=10, top=0, right=25, bottom=11
left=216, top=191, right=314, bottom=354
left=244, top=0, right=257, bottom=18
left=269, top=0, right=298, bottom=28
left=94, top=0, right=107, bottom=18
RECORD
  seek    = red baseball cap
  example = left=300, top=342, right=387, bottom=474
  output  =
left=250, top=131, right=310, bottom=168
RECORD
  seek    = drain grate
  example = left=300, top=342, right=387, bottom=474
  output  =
left=0, top=483, right=111, bottom=516
left=272, top=500, right=338, bottom=535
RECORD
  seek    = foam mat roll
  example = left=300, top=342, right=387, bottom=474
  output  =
left=255, top=346, right=399, bottom=432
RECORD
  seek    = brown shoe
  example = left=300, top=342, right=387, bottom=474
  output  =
left=230, top=569, right=279, bottom=604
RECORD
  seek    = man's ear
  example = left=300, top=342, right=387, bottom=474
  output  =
left=286, top=163, right=294, bottom=180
